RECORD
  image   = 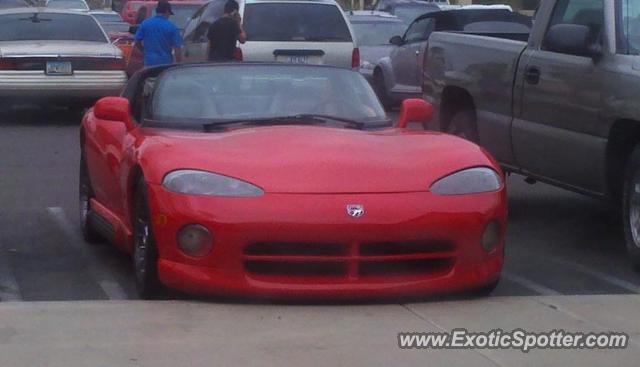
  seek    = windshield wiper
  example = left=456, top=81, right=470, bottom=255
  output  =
left=202, top=114, right=366, bottom=131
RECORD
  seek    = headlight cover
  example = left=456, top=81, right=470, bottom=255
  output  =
left=163, top=170, right=264, bottom=197
left=430, top=167, right=502, bottom=195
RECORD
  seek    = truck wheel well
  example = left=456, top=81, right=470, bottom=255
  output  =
left=373, top=67, right=383, bottom=80
left=440, top=87, right=475, bottom=132
left=607, top=119, right=640, bottom=201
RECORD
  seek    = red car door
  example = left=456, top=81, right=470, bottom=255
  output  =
left=84, top=115, right=135, bottom=218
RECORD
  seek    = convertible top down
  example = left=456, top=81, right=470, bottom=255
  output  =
left=80, top=63, right=506, bottom=299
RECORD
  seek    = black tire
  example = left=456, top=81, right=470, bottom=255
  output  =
left=373, top=71, right=394, bottom=110
left=445, top=109, right=479, bottom=142
left=132, top=177, right=164, bottom=299
left=79, top=154, right=103, bottom=243
left=622, top=145, right=640, bottom=270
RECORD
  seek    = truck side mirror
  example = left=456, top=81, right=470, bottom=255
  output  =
left=389, top=35, right=404, bottom=46
left=543, top=24, right=602, bottom=58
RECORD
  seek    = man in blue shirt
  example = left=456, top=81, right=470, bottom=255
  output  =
left=134, top=1, right=183, bottom=67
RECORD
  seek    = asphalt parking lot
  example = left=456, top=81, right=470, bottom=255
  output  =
left=1, top=106, right=639, bottom=302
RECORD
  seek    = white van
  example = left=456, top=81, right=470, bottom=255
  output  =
left=182, top=0, right=359, bottom=68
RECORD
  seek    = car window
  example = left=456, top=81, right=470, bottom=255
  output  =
left=101, top=22, right=130, bottom=34
left=92, top=13, right=124, bottom=23
left=621, top=0, right=640, bottom=54
left=0, top=13, right=107, bottom=42
left=189, top=0, right=224, bottom=42
left=243, top=3, right=352, bottom=42
left=403, top=17, right=435, bottom=43
left=546, top=0, right=604, bottom=49
left=393, top=5, right=439, bottom=25
left=144, top=4, right=201, bottom=31
left=183, top=3, right=207, bottom=41
left=150, top=65, right=386, bottom=125
left=351, top=21, right=407, bottom=46
left=463, top=21, right=531, bottom=33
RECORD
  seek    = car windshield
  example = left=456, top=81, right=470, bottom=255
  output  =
left=622, top=0, right=640, bottom=54
left=0, top=13, right=107, bottom=42
left=47, top=0, right=89, bottom=10
left=147, top=4, right=201, bottom=30
left=394, top=5, right=439, bottom=24
left=149, top=65, right=388, bottom=127
left=352, top=21, right=407, bottom=45
left=244, top=3, right=352, bottom=42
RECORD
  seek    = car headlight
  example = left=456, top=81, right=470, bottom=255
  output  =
left=430, top=167, right=502, bottom=195
left=163, top=170, right=264, bottom=197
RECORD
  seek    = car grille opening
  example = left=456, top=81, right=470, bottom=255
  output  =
left=243, top=241, right=456, bottom=281
left=245, top=261, right=347, bottom=277
left=244, top=242, right=346, bottom=256
left=359, top=240, right=454, bottom=256
left=359, top=258, right=454, bottom=277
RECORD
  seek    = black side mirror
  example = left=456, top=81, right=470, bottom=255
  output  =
left=129, top=25, right=139, bottom=34
left=389, top=35, right=403, bottom=46
left=543, top=24, right=601, bottom=58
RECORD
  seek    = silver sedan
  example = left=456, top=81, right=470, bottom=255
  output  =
left=0, top=8, right=127, bottom=106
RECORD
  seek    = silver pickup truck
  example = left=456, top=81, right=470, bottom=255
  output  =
left=423, top=0, right=640, bottom=266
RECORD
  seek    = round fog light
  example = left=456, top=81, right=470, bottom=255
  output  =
left=481, top=220, right=501, bottom=252
left=177, top=224, right=213, bottom=257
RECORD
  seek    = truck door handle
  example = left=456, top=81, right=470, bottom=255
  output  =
left=524, top=67, right=540, bottom=84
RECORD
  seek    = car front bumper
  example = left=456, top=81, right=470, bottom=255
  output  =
left=147, top=183, right=507, bottom=299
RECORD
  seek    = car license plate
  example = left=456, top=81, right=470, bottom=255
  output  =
left=46, top=61, right=72, bottom=75
left=287, top=55, right=309, bottom=64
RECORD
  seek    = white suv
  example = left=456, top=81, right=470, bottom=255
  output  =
left=182, top=0, right=359, bottom=68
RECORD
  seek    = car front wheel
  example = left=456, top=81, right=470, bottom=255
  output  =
left=623, top=145, right=640, bottom=270
left=132, top=177, right=163, bottom=299
left=79, top=154, right=102, bottom=243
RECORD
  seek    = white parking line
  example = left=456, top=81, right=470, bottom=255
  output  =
left=516, top=248, right=640, bottom=294
left=502, top=271, right=562, bottom=296
left=0, top=250, right=22, bottom=302
left=46, top=207, right=128, bottom=300
left=550, top=259, right=640, bottom=294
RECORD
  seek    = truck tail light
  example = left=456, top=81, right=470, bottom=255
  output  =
left=234, top=47, right=243, bottom=61
left=352, top=47, right=360, bottom=69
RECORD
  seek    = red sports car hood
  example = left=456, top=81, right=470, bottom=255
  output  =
left=140, top=126, right=496, bottom=194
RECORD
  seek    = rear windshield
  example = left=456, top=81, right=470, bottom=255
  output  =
left=243, top=3, right=352, bottom=42
left=92, top=13, right=124, bottom=23
left=101, top=22, right=131, bottom=34
left=351, top=20, right=406, bottom=46
left=0, top=0, right=28, bottom=8
left=0, top=13, right=107, bottom=42
left=46, top=0, right=89, bottom=10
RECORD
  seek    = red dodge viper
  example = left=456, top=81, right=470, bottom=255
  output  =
left=79, top=63, right=507, bottom=299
